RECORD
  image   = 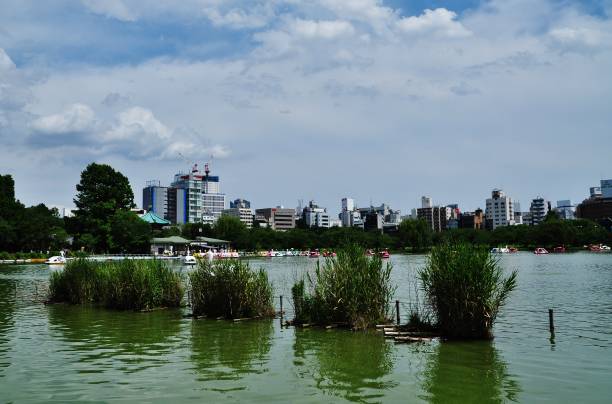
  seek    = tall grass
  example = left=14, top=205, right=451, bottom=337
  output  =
left=419, top=243, right=517, bottom=339
left=189, top=259, right=274, bottom=319
left=48, top=259, right=183, bottom=310
left=292, top=244, right=395, bottom=329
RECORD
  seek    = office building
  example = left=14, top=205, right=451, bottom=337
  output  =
left=421, top=196, right=432, bottom=209
left=222, top=207, right=254, bottom=228
left=530, top=197, right=550, bottom=225
left=590, top=186, right=602, bottom=198
left=576, top=180, right=612, bottom=230
left=142, top=180, right=169, bottom=219
left=170, top=165, right=205, bottom=224
left=255, top=207, right=296, bottom=230
left=485, top=189, right=515, bottom=229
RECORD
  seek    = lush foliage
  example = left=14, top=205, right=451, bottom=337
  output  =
left=0, top=174, right=68, bottom=253
left=109, top=210, right=152, bottom=253
left=48, top=259, right=183, bottom=310
left=68, top=163, right=139, bottom=252
left=419, top=243, right=517, bottom=339
left=292, top=244, right=395, bottom=329
left=189, top=259, right=274, bottom=319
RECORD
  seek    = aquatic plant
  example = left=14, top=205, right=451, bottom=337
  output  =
left=189, top=259, right=274, bottom=319
left=48, top=259, right=183, bottom=310
left=292, top=244, right=395, bottom=329
left=419, top=243, right=517, bottom=339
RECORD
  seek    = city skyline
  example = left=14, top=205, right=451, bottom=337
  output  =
left=1, top=0, right=611, bottom=213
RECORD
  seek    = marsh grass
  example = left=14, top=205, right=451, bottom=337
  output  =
left=48, top=259, right=183, bottom=310
left=419, top=243, right=517, bottom=339
left=292, top=244, right=395, bottom=329
left=189, top=259, right=274, bottom=319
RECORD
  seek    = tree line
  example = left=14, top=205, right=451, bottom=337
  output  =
left=1, top=163, right=611, bottom=255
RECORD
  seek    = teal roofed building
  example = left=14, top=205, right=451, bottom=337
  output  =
left=140, top=211, right=171, bottom=226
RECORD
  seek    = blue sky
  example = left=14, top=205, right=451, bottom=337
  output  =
left=1, top=0, right=611, bottom=215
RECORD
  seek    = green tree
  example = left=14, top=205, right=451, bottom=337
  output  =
left=214, top=215, right=247, bottom=242
left=71, top=163, right=135, bottom=252
left=397, top=219, right=433, bottom=252
left=109, top=210, right=152, bottom=253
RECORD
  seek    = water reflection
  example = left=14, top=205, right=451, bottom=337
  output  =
left=47, top=305, right=182, bottom=373
left=423, top=341, right=521, bottom=403
left=293, top=329, right=396, bottom=402
left=0, top=278, right=16, bottom=377
left=190, top=319, right=273, bottom=387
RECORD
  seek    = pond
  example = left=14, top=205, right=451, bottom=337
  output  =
left=1, top=253, right=611, bottom=402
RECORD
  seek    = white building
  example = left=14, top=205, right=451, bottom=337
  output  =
left=421, top=196, right=432, bottom=209
left=303, top=200, right=330, bottom=228
left=485, top=189, right=515, bottom=229
left=222, top=207, right=254, bottom=228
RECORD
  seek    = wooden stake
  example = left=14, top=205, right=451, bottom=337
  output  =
left=549, top=308, right=555, bottom=335
left=396, top=300, right=400, bottom=325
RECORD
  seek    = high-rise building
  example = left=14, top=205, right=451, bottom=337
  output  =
left=142, top=180, right=168, bottom=219
left=421, top=196, right=432, bottom=209
left=201, top=163, right=226, bottom=220
left=555, top=200, right=575, bottom=220
left=342, top=198, right=354, bottom=212
left=530, top=197, right=550, bottom=225
left=485, top=189, right=515, bottom=229
left=303, top=200, right=330, bottom=228
left=340, top=197, right=355, bottom=227
left=417, top=206, right=451, bottom=232
left=255, top=207, right=296, bottom=230
left=170, top=165, right=205, bottom=224
left=601, top=179, right=612, bottom=198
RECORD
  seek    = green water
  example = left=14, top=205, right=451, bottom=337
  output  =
left=1, top=253, right=611, bottom=402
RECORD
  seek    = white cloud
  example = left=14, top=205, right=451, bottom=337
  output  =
left=397, top=8, right=471, bottom=38
left=81, top=0, right=136, bottom=22
left=103, top=107, right=171, bottom=141
left=291, top=19, right=355, bottom=39
left=548, top=27, right=611, bottom=53
left=31, top=103, right=96, bottom=135
left=202, top=6, right=272, bottom=29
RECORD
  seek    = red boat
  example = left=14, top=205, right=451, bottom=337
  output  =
left=309, top=250, right=320, bottom=258
left=553, top=246, right=566, bottom=253
left=379, top=250, right=390, bottom=259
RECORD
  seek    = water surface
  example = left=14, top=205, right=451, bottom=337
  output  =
left=0, top=253, right=611, bottom=402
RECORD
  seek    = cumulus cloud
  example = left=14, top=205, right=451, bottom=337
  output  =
left=396, top=8, right=471, bottom=38
left=31, top=103, right=96, bottom=135
left=28, top=104, right=229, bottom=161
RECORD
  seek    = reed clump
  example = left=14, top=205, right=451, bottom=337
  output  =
left=189, top=259, right=274, bottom=319
left=419, top=243, right=517, bottom=339
left=292, top=244, right=395, bottom=329
left=48, top=259, right=183, bottom=310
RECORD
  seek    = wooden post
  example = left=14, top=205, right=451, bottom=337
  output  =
left=549, top=309, right=555, bottom=334
left=280, top=295, right=283, bottom=316
left=396, top=300, right=400, bottom=325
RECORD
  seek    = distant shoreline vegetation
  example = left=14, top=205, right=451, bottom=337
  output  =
left=1, top=165, right=611, bottom=256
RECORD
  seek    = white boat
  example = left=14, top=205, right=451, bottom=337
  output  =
left=183, top=255, right=197, bottom=265
left=534, top=247, right=549, bottom=255
left=491, top=247, right=511, bottom=254
left=183, top=248, right=197, bottom=265
left=45, top=251, right=66, bottom=265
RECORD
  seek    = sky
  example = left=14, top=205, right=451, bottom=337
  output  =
left=1, top=0, right=611, bottom=216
